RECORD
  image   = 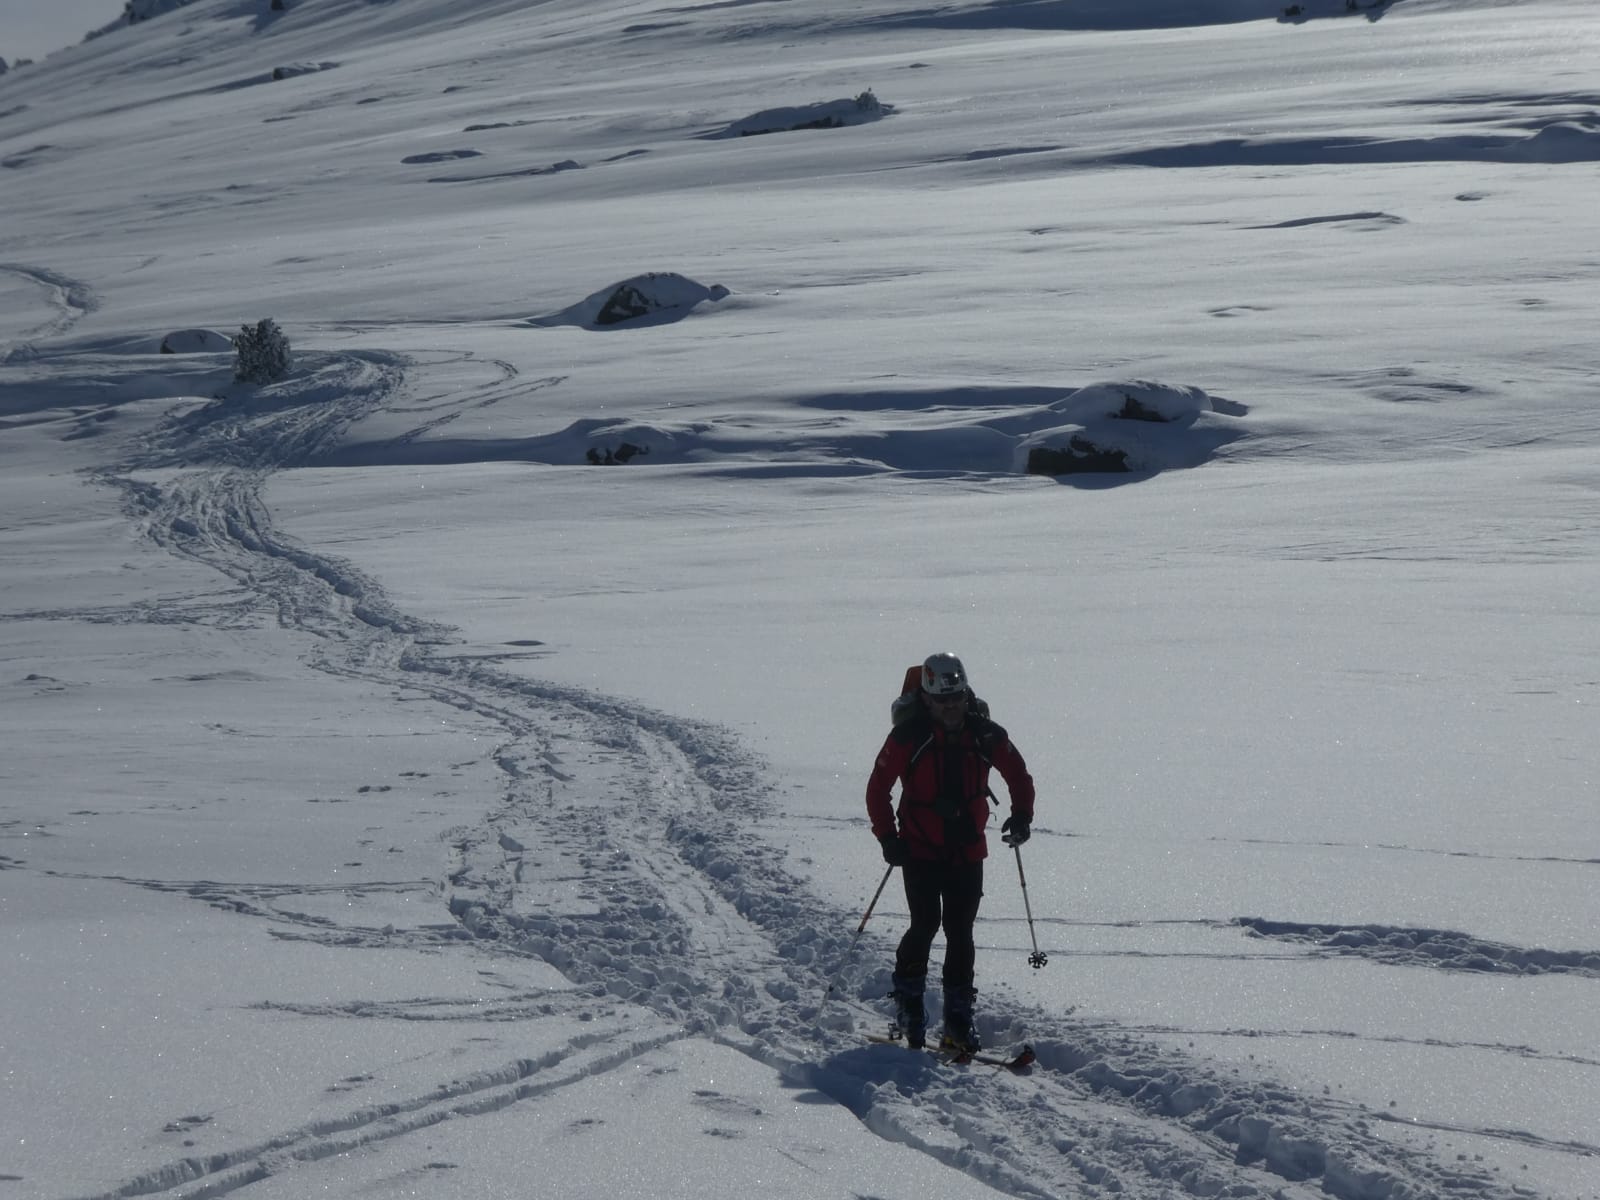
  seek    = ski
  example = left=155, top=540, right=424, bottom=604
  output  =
left=952, top=1043, right=1036, bottom=1071
left=866, top=1032, right=1036, bottom=1072
left=867, top=1030, right=922, bottom=1050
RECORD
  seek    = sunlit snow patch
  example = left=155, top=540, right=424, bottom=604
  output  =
left=528, top=273, right=730, bottom=329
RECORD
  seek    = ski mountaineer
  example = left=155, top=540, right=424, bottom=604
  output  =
left=865, top=652, right=1035, bottom=1054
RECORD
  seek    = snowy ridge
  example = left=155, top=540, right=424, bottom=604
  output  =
left=314, top=373, right=1245, bottom=476
left=1238, top=917, right=1600, bottom=979
left=55, top=351, right=1553, bottom=1200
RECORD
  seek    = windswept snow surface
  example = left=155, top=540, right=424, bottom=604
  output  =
left=2, top=1, right=1599, bottom=1199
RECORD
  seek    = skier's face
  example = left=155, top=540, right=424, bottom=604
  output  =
left=925, top=690, right=967, bottom=731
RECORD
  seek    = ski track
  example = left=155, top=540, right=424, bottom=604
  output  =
left=0, top=262, right=99, bottom=354
left=73, top=1023, right=691, bottom=1200
left=39, top=344, right=1580, bottom=1200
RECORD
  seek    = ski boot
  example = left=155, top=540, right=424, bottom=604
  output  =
left=939, top=986, right=981, bottom=1057
left=888, top=973, right=927, bottom=1049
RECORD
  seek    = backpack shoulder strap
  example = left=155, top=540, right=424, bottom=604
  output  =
left=890, top=708, right=936, bottom=768
left=967, top=710, right=1006, bottom=762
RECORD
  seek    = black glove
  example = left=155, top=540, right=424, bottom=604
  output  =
left=1001, top=816, right=1030, bottom=847
left=879, top=834, right=909, bottom=867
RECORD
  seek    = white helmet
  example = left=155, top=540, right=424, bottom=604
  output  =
left=920, top=652, right=968, bottom=696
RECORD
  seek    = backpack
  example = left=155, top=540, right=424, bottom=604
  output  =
left=889, top=664, right=991, bottom=726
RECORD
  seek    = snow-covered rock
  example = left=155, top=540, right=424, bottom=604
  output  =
left=158, top=329, right=232, bottom=354
left=711, top=91, right=893, bottom=139
left=1019, top=380, right=1243, bottom=475
left=530, top=273, right=730, bottom=328
left=272, top=62, right=338, bottom=81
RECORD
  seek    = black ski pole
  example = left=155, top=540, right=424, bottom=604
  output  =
left=855, top=862, right=895, bottom=934
left=1013, top=843, right=1048, bottom=969
left=822, top=863, right=895, bottom=1005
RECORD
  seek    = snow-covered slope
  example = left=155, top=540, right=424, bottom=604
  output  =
left=3, top=2, right=1598, bottom=1199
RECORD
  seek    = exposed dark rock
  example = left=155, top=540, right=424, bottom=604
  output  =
left=401, top=149, right=482, bottom=165
left=741, top=116, right=843, bottom=136
left=272, top=61, right=336, bottom=81
left=586, top=442, right=649, bottom=465
left=716, top=91, right=892, bottom=139
left=1026, top=436, right=1129, bottom=475
left=124, top=0, right=201, bottom=23
left=595, top=286, right=655, bottom=327
left=1113, top=393, right=1171, bottom=422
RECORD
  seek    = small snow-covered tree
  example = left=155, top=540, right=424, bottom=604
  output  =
left=233, top=318, right=292, bottom=383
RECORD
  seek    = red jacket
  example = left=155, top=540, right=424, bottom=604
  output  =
left=866, top=711, right=1035, bottom=862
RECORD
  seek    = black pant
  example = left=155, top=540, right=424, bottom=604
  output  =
left=895, top=857, right=984, bottom=991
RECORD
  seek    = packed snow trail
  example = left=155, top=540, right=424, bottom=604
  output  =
left=0, top=262, right=99, bottom=347
left=74, top=348, right=1560, bottom=1200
